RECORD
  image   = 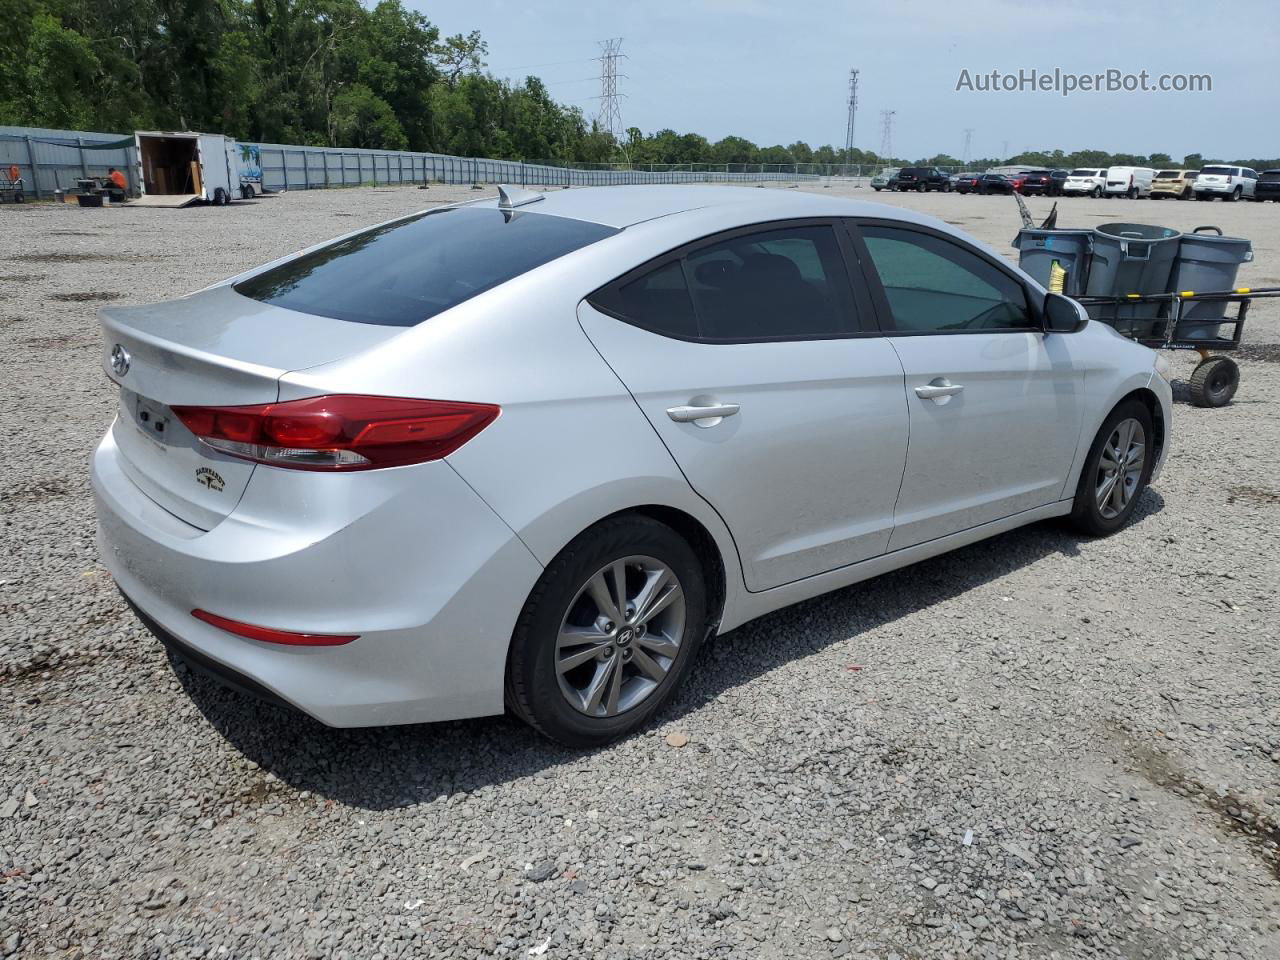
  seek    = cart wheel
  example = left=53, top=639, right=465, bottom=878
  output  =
left=1189, top=356, right=1239, bottom=408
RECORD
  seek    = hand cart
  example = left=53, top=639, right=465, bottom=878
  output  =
left=1073, top=287, right=1280, bottom=408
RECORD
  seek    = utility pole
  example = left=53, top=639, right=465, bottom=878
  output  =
left=879, top=110, right=895, bottom=161
left=844, top=68, right=859, bottom=163
left=962, top=128, right=973, bottom=166
left=595, top=38, right=627, bottom=143
left=1001, top=139, right=1009, bottom=160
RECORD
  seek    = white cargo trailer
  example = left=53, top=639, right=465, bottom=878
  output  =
left=133, top=131, right=244, bottom=208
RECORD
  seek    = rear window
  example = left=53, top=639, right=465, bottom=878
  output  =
left=1155, top=171, right=1180, bottom=179
left=1069, top=169, right=1099, bottom=177
left=1199, top=166, right=1236, bottom=176
left=900, top=168, right=925, bottom=176
left=235, top=206, right=618, bottom=326
left=1260, top=171, right=1280, bottom=182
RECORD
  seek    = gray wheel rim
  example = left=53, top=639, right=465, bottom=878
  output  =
left=1095, top=418, right=1146, bottom=519
left=556, top=555, right=686, bottom=718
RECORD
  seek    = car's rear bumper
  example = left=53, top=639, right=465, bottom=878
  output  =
left=1195, top=183, right=1234, bottom=194
left=92, top=425, right=543, bottom=727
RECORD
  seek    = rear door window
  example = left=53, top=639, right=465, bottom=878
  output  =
left=589, top=223, right=861, bottom=342
left=235, top=206, right=617, bottom=326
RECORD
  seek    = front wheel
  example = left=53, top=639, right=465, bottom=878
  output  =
left=505, top=515, right=707, bottom=747
left=1069, top=400, right=1154, bottom=536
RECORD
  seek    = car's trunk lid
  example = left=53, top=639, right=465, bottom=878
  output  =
left=100, top=284, right=402, bottom=529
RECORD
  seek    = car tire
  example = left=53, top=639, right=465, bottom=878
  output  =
left=505, top=514, right=708, bottom=747
left=1069, top=399, right=1155, bottom=537
left=1227, top=188, right=1241, bottom=202
left=1091, top=187, right=1102, bottom=198
left=1188, top=356, right=1239, bottom=408
left=212, top=187, right=228, bottom=206
left=1181, top=187, right=1192, bottom=200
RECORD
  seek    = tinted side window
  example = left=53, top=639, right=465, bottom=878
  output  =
left=588, top=259, right=698, bottom=338
left=685, top=225, right=856, bottom=340
left=859, top=225, right=1032, bottom=333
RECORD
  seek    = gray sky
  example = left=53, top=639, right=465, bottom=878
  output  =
left=415, top=0, right=1273, bottom=161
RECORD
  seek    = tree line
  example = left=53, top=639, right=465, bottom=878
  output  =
left=2, top=0, right=1276, bottom=172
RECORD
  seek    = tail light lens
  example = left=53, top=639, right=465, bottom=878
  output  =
left=172, top=395, right=499, bottom=471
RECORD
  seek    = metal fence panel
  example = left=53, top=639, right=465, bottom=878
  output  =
left=7, top=124, right=982, bottom=199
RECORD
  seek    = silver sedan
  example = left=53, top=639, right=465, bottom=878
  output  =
left=92, top=185, right=1171, bottom=746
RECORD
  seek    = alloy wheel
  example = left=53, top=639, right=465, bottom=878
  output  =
left=1095, top=418, right=1146, bottom=519
left=555, top=556, right=686, bottom=718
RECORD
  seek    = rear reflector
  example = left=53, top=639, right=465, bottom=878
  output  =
left=192, top=609, right=358, bottom=646
left=171, top=395, right=499, bottom=471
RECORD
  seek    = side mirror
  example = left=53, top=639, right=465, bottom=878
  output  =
left=1042, top=292, right=1088, bottom=333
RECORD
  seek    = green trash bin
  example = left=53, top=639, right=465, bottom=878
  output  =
left=1085, top=222, right=1182, bottom=337
left=1170, top=226, right=1253, bottom=341
left=1013, top=229, right=1093, bottom=296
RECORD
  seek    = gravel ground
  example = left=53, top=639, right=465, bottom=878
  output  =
left=1, top=183, right=1278, bottom=959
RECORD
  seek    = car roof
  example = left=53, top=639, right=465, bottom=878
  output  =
left=468, top=184, right=945, bottom=230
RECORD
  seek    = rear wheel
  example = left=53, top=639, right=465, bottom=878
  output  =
left=212, top=187, right=228, bottom=206
left=1070, top=400, right=1154, bottom=536
left=1227, top=187, right=1241, bottom=202
left=1091, top=186, right=1102, bottom=198
left=1189, top=356, right=1239, bottom=408
left=505, top=515, right=707, bottom=747
left=1181, top=186, right=1192, bottom=200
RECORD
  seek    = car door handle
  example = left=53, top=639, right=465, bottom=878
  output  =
left=666, top=402, right=741, bottom=424
left=914, top=379, right=965, bottom=400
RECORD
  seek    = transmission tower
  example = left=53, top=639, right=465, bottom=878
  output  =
left=595, top=38, right=626, bottom=142
left=962, top=128, right=973, bottom=165
left=844, top=68, right=859, bottom=162
left=879, top=110, right=895, bottom=161
left=1001, top=139, right=1009, bottom=160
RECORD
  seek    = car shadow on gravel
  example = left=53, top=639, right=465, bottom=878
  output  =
left=176, top=490, right=1165, bottom=811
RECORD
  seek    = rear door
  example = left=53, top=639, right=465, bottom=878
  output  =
left=579, top=220, right=909, bottom=591
left=848, top=219, right=1085, bottom=549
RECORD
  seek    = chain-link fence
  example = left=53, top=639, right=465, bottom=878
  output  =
left=1, top=125, right=983, bottom=200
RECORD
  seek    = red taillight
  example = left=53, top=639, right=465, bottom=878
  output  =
left=192, top=609, right=357, bottom=646
left=171, top=395, right=499, bottom=471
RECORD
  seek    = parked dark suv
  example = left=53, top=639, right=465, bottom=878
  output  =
left=895, top=167, right=952, bottom=192
left=1256, top=170, right=1280, bottom=202
left=1019, top=170, right=1063, bottom=196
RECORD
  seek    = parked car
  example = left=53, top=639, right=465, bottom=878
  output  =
left=1103, top=166, right=1155, bottom=199
left=93, top=185, right=1171, bottom=746
left=1255, top=170, right=1280, bottom=202
left=895, top=167, right=952, bottom=192
left=976, top=173, right=1017, bottom=195
left=1019, top=170, right=1055, bottom=196
left=871, top=168, right=899, bottom=192
left=1194, top=165, right=1258, bottom=202
left=953, top=172, right=983, bottom=194
left=1048, top=170, right=1070, bottom=195
left=1063, top=168, right=1107, bottom=197
left=1150, top=170, right=1199, bottom=200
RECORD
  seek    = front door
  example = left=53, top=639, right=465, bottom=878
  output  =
left=851, top=220, right=1085, bottom=549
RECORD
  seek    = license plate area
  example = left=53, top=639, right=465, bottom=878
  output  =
left=130, top=391, right=175, bottom=448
